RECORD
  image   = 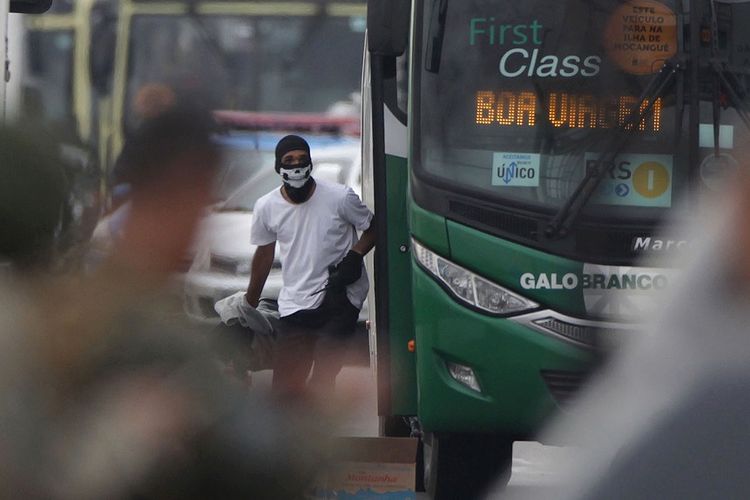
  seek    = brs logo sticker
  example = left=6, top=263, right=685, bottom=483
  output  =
left=584, top=153, right=673, bottom=207
left=492, top=152, right=540, bottom=187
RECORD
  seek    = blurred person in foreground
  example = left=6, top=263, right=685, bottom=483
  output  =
left=108, top=82, right=177, bottom=212
left=0, top=112, right=330, bottom=499
left=245, top=134, right=376, bottom=399
left=486, top=167, right=750, bottom=499
left=0, top=128, right=70, bottom=274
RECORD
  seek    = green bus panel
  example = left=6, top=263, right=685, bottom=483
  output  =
left=408, top=202, right=449, bottom=257
left=446, top=221, right=588, bottom=317
left=384, top=154, right=418, bottom=415
left=412, top=267, right=592, bottom=434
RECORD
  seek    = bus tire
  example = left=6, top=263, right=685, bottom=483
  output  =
left=379, top=415, right=411, bottom=437
left=423, top=432, right=512, bottom=499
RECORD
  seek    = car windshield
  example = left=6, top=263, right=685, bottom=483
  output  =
left=125, top=8, right=366, bottom=132
left=221, top=169, right=282, bottom=211
left=221, top=151, right=357, bottom=211
left=213, top=147, right=274, bottom=201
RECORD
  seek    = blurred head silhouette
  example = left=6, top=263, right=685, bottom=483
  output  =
left=108, top=105, right=221, bottom=278
left=0, top=127, right=70, bottom=273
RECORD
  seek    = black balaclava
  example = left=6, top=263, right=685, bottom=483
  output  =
left=274, top=135, right=314, bottom=203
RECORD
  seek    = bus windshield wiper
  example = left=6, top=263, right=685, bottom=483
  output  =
left=544, top=58, right=681, bottom=239
left=425, top=0, right=448, bottom=73
left=706, top=0, right=750, bottom=134
left=711, top=65, right=750, bottom=130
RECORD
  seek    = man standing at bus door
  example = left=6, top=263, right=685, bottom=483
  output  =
left=245, top=135, right=375, bottom=398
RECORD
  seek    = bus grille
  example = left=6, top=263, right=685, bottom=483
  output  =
left=533, top=317, right=598, bottom=346
left=540, top=370, right=589, bottom=407
left=575, top=227, right=652, bottom=260
left=448, top=200, right=538, bottom=240
left=447, top=199, right=657, bottom=263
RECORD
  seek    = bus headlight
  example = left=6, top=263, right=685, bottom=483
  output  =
left=437, top=260, right=475, bottom=302
left=412, top=238, right=538, bottom=316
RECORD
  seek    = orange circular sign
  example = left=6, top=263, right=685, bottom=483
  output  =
left=633, top=161, right=670, bottom=198
left=604, top=0, right=677, bottom=75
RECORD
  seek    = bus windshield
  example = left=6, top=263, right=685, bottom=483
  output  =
left=25, top=29, right=74, bottom=126
left=415, top=0, right=750, bottom=222
left=126, top=9, right=366, bottom=131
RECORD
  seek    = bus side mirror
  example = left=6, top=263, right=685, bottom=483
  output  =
left=10, top=0, right=52, bottom=13
left=367, top=0, right=410, bottom=57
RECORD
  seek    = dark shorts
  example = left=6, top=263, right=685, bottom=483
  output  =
left=272, top=291, right=359, bottom=396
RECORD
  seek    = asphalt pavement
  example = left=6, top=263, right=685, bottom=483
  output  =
left=251, top=366, right=579, bottom=499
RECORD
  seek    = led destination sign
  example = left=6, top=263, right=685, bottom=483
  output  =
left=475, top=90, right=662, bottom=131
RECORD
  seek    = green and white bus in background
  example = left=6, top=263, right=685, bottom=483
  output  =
left=22, top=0, right=100, bottom=143
left=21, top=0, right=103, bottom=249
left=363, top=0, right=750, bottom=497
left=93, top=0, right=367, bottom=176
left=3, top=0, right=53, bottom=120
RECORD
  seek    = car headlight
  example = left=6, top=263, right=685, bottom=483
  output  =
left=209, top=253, right=250, bottom=275
left=207, top=254, right=280, bottom=275
left=412, top=238, right=538, bottom=316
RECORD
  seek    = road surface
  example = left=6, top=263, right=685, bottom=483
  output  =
left=252, top=366, right=579, bottom=499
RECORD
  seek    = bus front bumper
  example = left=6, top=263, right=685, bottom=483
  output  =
left=413, top=267, right=596, bottom=436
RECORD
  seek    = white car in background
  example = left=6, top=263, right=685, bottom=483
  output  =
left=89, top=109, right=363, bottom=305
left=183, top=136, right=362, bottom=323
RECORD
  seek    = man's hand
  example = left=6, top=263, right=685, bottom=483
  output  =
left=327, top=250, right=363, bottom=289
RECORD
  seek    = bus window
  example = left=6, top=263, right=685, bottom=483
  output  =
left=124, top=9, right=366, bottom=133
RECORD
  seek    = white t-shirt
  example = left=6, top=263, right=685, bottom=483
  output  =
left=250, top=178, right=373, bottom=317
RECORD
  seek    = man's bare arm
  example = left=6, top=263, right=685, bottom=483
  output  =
left=245, top=242, right=275, bottom=307
left=351, top=217, right=376, bottom=255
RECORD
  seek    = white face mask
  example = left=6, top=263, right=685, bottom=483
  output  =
left=279, top=162, right=312, bottom=188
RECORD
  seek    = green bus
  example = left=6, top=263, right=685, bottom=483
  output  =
left=363, top=0, right=750, bottom=497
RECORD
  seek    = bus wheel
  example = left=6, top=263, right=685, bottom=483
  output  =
left=379, top=416, right=411, bottom=437
left=423, top=432, right=512, bottom=499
